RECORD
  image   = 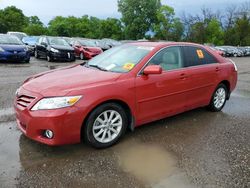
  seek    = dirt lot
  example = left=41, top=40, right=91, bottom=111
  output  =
left=0, top=57, right=249, bottom=188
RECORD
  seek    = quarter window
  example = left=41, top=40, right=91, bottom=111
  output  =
left=183, top=46, right=218, bottom=67
left=149, top=46, right=183, bottom=71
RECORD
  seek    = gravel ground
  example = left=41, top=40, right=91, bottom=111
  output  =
left=0, top=57, right=249, bottom=188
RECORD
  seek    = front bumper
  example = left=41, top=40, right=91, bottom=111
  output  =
left=0, top=51, right=30, bottom=62
left=14, top=87, right=86, bottom=146
left=49, top=51, right=75, bottom=61
left=84, top=51, right=101, bottom=59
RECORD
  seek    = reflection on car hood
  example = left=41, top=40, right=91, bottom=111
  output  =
left=0, top=44, right=26, bottom=51
left=23, top=65, right=121, bottom=96
left=50, top=45, right=74, bottom=51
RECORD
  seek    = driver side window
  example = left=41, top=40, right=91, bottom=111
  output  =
left=149, top=46, right=183, bottom=71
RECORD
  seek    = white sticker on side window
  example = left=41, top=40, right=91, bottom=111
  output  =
left=106, top=64, right=116, bottom=70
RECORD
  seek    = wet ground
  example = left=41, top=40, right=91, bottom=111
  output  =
left=0, top=57, right=249, bottom=188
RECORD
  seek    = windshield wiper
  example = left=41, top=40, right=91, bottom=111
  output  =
left=86, top=64, right=108, bottom=71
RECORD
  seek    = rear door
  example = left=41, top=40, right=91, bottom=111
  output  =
left=182, top=46, right=220, bottom=109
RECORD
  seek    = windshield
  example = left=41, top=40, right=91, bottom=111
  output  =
left=22, top=37, right=39, bottom=45
left=87, top=44, right=154, bottom=73
left=48, top=37, right=70, bottom=46
left=0, top=35, right=23, bottom=45
left=80, top=40, right=96, bottom=47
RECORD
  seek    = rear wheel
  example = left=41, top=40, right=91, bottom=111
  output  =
left=34, top=50, right=39, bottom=58
left=208, top=84, right=228, bottom=112
left=83, top=103, right=128, bottom=148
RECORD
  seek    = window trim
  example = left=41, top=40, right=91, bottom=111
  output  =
left=182, top=45, right=219, bottom=68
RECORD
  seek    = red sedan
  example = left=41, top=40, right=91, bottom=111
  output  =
left=72, top=39, right=103, bottom=60
left=14, top=42, right=238, bottom=148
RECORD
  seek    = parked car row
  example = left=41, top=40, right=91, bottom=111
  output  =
left=213, top=46, right=250, bottom=57
left=0, top=31, right=122, bottom=63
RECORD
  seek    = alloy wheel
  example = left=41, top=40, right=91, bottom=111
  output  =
left=92, top=110, right=123, bottom=144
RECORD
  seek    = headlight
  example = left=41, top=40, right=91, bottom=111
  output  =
left=0, top=47, right=5, bottom=52
left=51, top=48, right=59, bottom=53
left=31, top=96, right=82, bottom=111
left=24, top=47, right=29, bottom=52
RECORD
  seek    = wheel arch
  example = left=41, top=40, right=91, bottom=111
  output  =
left=219, top=80, right=231, bottom=99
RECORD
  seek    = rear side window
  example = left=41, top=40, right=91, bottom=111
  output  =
left=183, top=46, right=217, bottom=67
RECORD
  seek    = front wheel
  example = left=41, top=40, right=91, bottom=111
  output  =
left=34, top=50, right=39, bottom=58
left=47, top=54, right=53, bottom=62
left=208, top=84, right=228, bottom=112
left=83, top=103, right=128, bottom=148
left=80, top=52, right=85, bottom=60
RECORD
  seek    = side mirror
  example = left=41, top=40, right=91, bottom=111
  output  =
left=143, top=65, right=162, bottom=75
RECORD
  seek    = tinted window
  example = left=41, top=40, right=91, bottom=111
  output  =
left=183, top=46, right=217, bottom=67
left=149, top=46, right=183, bottom=71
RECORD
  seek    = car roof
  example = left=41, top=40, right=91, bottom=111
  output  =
left=128, top=41, right=206, bottom=48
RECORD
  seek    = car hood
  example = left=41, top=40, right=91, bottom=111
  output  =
left=0, top=44, right=26, bottom=51
left=50, top=45, right=74, bottom=51
left=22, top=65, right=121, bottom=96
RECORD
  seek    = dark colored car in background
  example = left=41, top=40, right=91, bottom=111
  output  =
left=71, top=38, right=103, bottom=60
left=0, top=34, right=30, bottom=63
left=35, top=36, right=75, bottom=62
left=22, top=36, right=40, bottom=55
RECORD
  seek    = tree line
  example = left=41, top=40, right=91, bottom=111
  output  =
left=0, top=0, right=249, bottom=45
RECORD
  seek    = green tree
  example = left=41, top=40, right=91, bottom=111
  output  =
left=118, top=0, right=161, bottom=39
left=0, top=6, right=28, bottom=33
left=23, top=24, right=47, bottom=36
left=100, top=18, right=123, bottom=40
left=205, top=18, right=224, bottom=45
left=153, top=5, right=183, bottom=41
left=28, top=16, right=43, bottom=25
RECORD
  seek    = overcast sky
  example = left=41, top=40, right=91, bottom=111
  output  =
left=0, top=0, right=247, bottom=25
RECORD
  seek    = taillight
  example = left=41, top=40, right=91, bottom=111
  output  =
left=228, top=59, right=238, bottom=72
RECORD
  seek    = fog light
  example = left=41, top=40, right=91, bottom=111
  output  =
left=44, top=130, right=54, bottom=139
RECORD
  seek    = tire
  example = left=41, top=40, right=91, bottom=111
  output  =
left=25, top=59, right=30, bottom=63
left=208, top=84, right=228, bottom=112
left=47, top=54, right=53, bottom=62
left=34, top=50, right=39, bottom=59
left=80, top=52, right=85, bottom=60
left=83, top=103, right=128, bottom=148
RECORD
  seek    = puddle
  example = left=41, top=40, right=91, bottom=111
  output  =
left=0, top=122, right=21, bottom=187
left=116, top=142, right=194, bottom=187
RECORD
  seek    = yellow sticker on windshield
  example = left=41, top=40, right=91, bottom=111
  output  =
left=197, top=50, right=204, bottom=59
left=123, top=63, right=135, bottom=70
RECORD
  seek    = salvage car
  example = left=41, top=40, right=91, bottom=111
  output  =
left=14, top=42, right=238, bottom=148
left=35, top=36, right=75, bottom=62
left=71, top=38, right=103, bottom=60
left=0, top=34, right=30, bottom=63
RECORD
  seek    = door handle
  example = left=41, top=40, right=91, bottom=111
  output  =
left=215, top=67, right=221, bottom=72
left=180, top=73, right=188, bottom=80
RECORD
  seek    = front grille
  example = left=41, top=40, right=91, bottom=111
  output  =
left=17, top=95, right=35, bottom=108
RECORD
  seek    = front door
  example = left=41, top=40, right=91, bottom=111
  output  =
left=135, top=46, right=189, bottom=125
